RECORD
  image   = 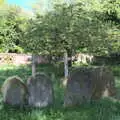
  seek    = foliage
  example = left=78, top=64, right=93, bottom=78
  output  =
left=23, top=15, right=52, bottom=54
left=111, top=65, right=120, bottom=77
left=24, top=2, right=110, bottom=56
left=0, top=0, right=119, bottom=56
left=101, top=0, right=120, bottom=55
left=0, top=5, right=26, bottom=53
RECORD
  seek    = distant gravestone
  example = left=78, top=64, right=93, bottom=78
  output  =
left=27, top=73, right=54, bottom=108
left=1, top=76, right=28, bottom=106
left=64, top=67, right=115, bottom=107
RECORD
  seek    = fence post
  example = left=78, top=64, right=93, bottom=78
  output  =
left=64, top=52, right=69, bottom=79
left=32, top=54, right=37, bottom=77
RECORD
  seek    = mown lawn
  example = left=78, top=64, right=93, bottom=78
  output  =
left=0, top=64, right=120, bottom=120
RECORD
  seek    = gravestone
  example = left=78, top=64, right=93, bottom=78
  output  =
left=64, top=67, right=115, bottom=107
left=27, top=73, right=54, bottom=108
left=1, top=76, right=28, bottom=106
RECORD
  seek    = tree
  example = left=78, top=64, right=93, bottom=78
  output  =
left=22, top=14, right=52, bottom=76
left=85, top=0, right=120, bottom=55
left=0, top=5, right=26, bottom=53
left=23, top=2, right=110, bottom=77
left=102, top=0, right=120, bottom=55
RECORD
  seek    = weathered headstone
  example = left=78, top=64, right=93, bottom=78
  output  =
left=27, top=73, right=54, bottom=108
left=1, top=76, right=28, bottom=106
left=64, top=67, right=115, bottom=107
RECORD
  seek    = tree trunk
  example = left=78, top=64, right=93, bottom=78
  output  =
left=64, top=52, right=69, bottom=78
left=68, top=52, right=72, bottom=67
left=32, top=54, right=36, bottom=77
left=67, top=49, right=72, bottom=67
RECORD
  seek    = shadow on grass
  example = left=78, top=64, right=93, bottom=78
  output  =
left=0, top=64, right=31, bottom=85
left=0, top=63, right=64, bottom=85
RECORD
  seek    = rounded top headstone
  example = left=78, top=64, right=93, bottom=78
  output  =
left=2, top=76, right=28, bottom=106
left=27, top=72, right=54, bottom=108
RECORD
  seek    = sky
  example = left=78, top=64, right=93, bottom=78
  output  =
left=7, top=0, right=35, bottom=10
left=6, top=0, right=71, bottom=13
left=7, top=0, right=51, bottom=14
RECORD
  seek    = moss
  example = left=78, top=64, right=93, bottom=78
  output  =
left=1, top=76, right=25, bottom=93
left=1, top=76, right=28, bottom=106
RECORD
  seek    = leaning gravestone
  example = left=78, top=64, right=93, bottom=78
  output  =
left=1, top=76, right=28, bottom=106
left=64, top=67, right=115, bottom=107
left=27, top=73, right=54, bottom=108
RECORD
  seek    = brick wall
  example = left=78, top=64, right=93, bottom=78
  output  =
left=0, top=53, right=49, bottom=65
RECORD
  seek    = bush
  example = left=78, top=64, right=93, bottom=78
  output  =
left=111, top=66, right=120, bottom=77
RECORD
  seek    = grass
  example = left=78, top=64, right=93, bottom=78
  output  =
left=0, top=63, right=120, bottom=120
